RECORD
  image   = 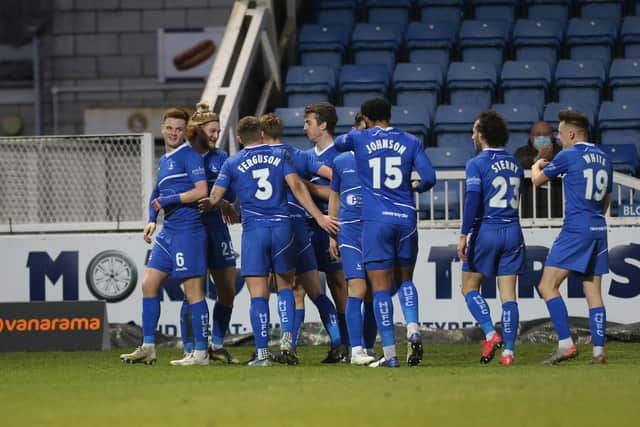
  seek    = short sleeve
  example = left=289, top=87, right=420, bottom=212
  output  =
left=330, top=160, right=342, bottom=192
left=282, top=150, right=296, bottom=177
left=216, top=158, right=232, bottom=189
left=465, top=160, right=482, bottom=193
left=186, top=150, right=206, bottom=184
left=543, top=149, right=569, bottom=180
left=334, top=132, right=354, bottom=152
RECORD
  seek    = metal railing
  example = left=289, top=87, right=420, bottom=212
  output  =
left=416, top=170, right=640, bottom=229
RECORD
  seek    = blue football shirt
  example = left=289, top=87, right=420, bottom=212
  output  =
left=272, top=143, right=323, bottom=218
left=202, top=148, right=235, bottom=228
left=155, top=143, right=206, bottom=230
left=307, top=143, right=341, bottom=213
left=543, top=142, right=612, bottom=237
left=215, top=144, right=295, bottom=224
left=335, top=126, right=436, bottom=225
left=465, top=148, right=524, bottom=228
left=330, top=151, right=362, bottom=223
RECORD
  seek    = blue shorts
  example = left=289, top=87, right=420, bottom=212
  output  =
left=292, top=217, right=318, bottom=273
left=309, top=221, right=342, bottom=273
left=362, top=220, right=418, bottom=271
left=545, top=229, right=609, bottom=276
left=147, top=226, right=207, bottom=279
left=462, top=222, right=525, bottom=277
left=241, top=219, right=295, bottom=276
left=205, top=222, right=236, bottom=270
left=338, top=220, right=366, bottom=281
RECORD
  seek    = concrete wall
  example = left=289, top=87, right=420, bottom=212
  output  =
left=1, top=0, right=234, bottom=136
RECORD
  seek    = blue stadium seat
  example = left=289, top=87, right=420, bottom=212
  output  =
left=459, top=20, right=510, bottom=70
left=446, top=62, right=497, bottom=109
left=425, top=146, right=475, bottom=169
left=315, top=0, right=358, bottom=33
left=274, top=107, right=306, bottom=137
left=418, top=182, right=462, bottom=219
left=417, top=0, right=464, bottom=27
left=335, top=106, right=362, bottom=134
left=391, top=105, right=431, bottom=145
left=525, top=0, right=571, bottom=24
left=471, top=0, right=518, bottom=27
left=609, top=59, right=640, bottom=102
left=555, top=60, right=606, bottom=109
left=297, top=24, right=350, bottom=69
left=339, top=64, right=390, bottom=106
left=500, top=60, right=551, bottom=114
left=491, top=104, right=541, bottom=149
left=285, top=66, right=336, bottom=108
left=578, top=0, right=623, bottom=23
left=366, top=0, right=413, bottom=27
left=512, top=19, right=564, bottom=66
left=598, top=102, right=640, bottom=149
left=351, top=23, right=404, bottom=73
left=392, top=63, right=444, bottom=115
left=566, top=18, right=618, bottom=69
left=405, top=21, right=457, bottom=72
left=543, top=102, right=597, bottom=133
left=598, top=143, right=639, bottom=175
left=621, top=17, right=640, bottom=58
left=433, top=104, right=484, bottom=148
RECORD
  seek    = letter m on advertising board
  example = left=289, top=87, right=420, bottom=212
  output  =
left=27, top=251, right=79, bottom=301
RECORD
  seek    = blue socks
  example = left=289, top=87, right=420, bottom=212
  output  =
left=501, top=301, right=519, bottom=351
left=362, top=301, right=377, bottom=349
left=546, top=296, right=571, bottom=340
left=292, top=308, right=305, bottom=351
left=142, top=297, right=160, bottom=345
left=398, top=281, right=419, bottom=334
left=465, top=290, right=495, bottom=337
left=277, top=288, right=295, bottom=335
left=250, top=297, right=270, bottom=353
left=312, top=294, right=341, bottom=347
left=346, top=296, right=363, bottom=349
left=179, top=299, right=193, bottom=352
left=212, top=302, right=232, bottom=347
left=589, top=306, right=606, bottom=347
left=190, top=300, right=209, bottom=351
left=373, top=290, right=394, bottom=349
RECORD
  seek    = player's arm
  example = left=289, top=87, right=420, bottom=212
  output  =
left=531, top=158, right=551, bottom=186
left=286, top=172, right=339, bottom=235
left=152, top=179, right=208, bottom=212
left=603, top=192, right=612, bottom=215
left=457, top=161, right=482, bottom=261
left=144, top=186, right=160, bottom=243
left=412, top=147, right=437, bottom=192
left=199, top=184, right=229, bottom=212
left=305, top=181, right=331, bottom=200
left=327, top=190, right=342, bottom=257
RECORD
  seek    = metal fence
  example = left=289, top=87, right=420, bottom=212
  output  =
left=0, top=134, right=154, bottom=233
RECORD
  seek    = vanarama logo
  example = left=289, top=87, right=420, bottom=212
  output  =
left=0, top=316, right=101, bottom=333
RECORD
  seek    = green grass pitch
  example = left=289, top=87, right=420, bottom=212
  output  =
left=1, top=343, right=639, bottom=427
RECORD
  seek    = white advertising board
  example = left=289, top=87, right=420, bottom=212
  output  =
left=1, top=226, right=638, bottom=337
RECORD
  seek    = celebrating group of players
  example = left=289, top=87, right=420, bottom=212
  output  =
left=120, top=97, right=612, bottom=368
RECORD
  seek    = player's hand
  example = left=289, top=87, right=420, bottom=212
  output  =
left=198, top=197, right=213, bottom=213
left=329, top=237, right=341, bottom=261
left=143, top=222, right=156, bottom=244
left=220, top=201, right=239, bottom=224
left=534, top=158, right=550, bottom=170
left=457, top=235, right=467, bottom=261
left=151, top=198, right=161, bottom=212
left=411, top=179, right=421, bottom=191
left=317, top=214, right=340, bottom=236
